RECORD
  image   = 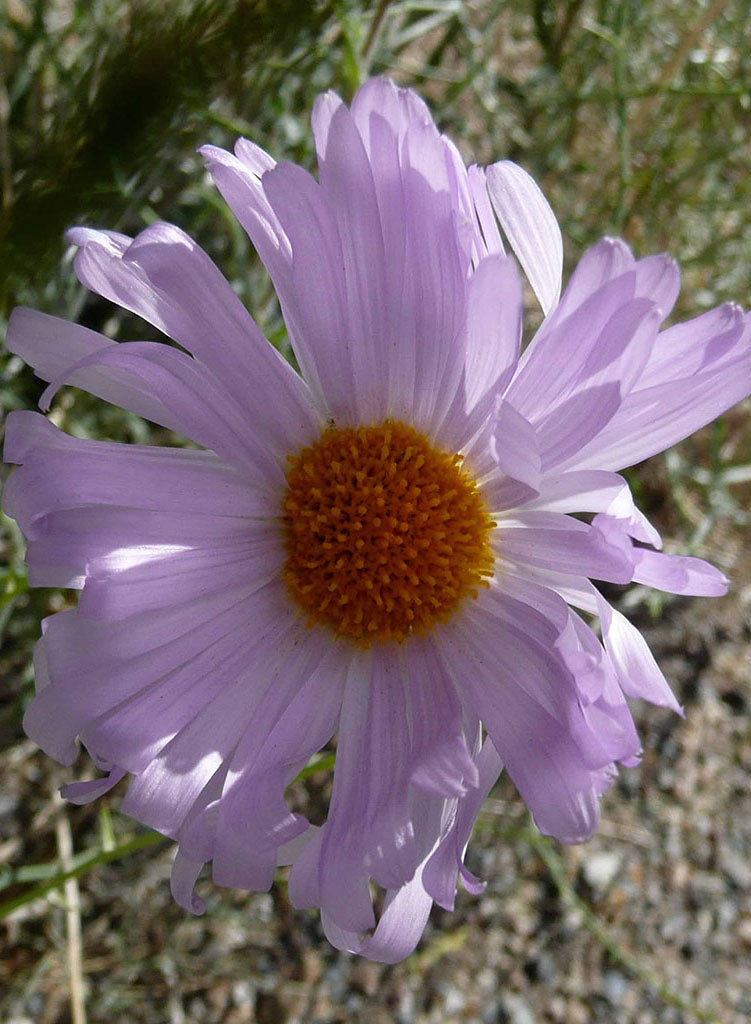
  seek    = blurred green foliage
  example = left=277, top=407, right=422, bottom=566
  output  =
left=0, top=0, right=332, bottom=307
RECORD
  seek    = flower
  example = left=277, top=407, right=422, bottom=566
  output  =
left=4, top=77, right=750, bottom=963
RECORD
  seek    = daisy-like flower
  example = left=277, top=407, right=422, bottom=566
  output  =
left=4, top=78, right=750, bottom=963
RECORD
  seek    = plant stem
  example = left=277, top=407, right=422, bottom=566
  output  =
left=0, top=831, right=166, bottom=922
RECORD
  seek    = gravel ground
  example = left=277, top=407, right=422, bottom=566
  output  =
left=1, top=510, right=749, bottom=1024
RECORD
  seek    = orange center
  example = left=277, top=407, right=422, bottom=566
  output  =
left=282, top=420, right=495, bottom=646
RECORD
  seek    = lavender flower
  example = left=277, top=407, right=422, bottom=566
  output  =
left=3, top=78, right=749, bottom=962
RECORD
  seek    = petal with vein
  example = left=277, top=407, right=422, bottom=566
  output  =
left=486, top=160, right=563, bottom=315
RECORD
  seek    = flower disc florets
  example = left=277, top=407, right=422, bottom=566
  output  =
left=282, top=420, right=495, bottom=645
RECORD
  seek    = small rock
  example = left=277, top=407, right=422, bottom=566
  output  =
left=301, top=949, right=323, bottom=985
left=231, top=981, right=254, bottom=1009
left=717, top=899, right=739, bottom=929
left=499, top=993, right=536, bottom=1024
left=443, top=983, right=466, bottom=1015
left=352, top=960, right=381, bottom=997
left=548, top=996, right=567, bottom=1021
left=721, top=848, right=751, bottom=888
left=660, top=913, right=688, bottom=942
left=476, top=968, right=497, bottom=993
left=522, top=953, right=555, bottom=984
left=0, top=793, right=19, bottom=819
left=482, top=998, right=501, bottom=1024
left=564, top=1000, right=590, bottom=1024
left=397, top=986, right=416, bottom=1024
left=738, top=917, right=751, bottom=947
left=582, top=851, right=622, bottom=891
left=602, top=970, right=629, bottom=1005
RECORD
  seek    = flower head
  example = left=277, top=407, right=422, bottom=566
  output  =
left=4, top=77, right=749, bottom=962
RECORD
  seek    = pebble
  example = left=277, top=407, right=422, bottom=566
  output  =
left=499, top=993, right=536, bottom=1024
left=582, top=851, right=623, bottom=890
left=738, top=917, right=751, bottom=947
left=0, top=793, right=19, bottom=819
left=442, top=983, right=467, bottom=1015
left=602, top=969, right=629, bottom=1005
left=721, top=848, right=751, bottom=888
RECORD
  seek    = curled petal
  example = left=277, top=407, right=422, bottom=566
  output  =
left=61, top=767, right=126, bottom=805
left=171, top=850, right=207, bottom=916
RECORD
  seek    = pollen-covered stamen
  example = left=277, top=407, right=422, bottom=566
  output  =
left=282, top=420, right=495, bottom=645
